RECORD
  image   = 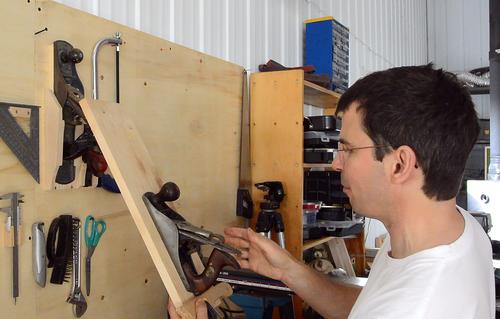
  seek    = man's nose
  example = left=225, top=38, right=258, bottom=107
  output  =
left=331, top=153, right=342, bottom=172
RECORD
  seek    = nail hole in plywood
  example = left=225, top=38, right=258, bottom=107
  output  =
left=123, top=248, right=127, bottom=252
left=144, top=81, right=147, bottom=86
left=28, top=236, right=32, bottom=240
left=101, top=295, right=105, bottom=301
left=199, top=59, right=203, bottom=63
left=37, top=7, right=41, bottom=11
left=100, top=75, right=104, bottom=80
left=144, top=278, right=148, bottom=284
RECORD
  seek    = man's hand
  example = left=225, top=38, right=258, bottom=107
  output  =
left=224, top=227, right=300, bottom=282
left=167, top=298, right=208, bottom=319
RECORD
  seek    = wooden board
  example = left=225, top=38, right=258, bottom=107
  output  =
left=250, top=70, right=304, bottom=260
left=0, top=1, right=244, bottom=318
left=80, top=98, right=232, bottom=316
left=80, top=98, right=191, bottom=304
left=327, top=238, right=356, bottom=277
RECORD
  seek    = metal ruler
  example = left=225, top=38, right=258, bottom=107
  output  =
left=0, top=102, right=39, bottom=182
left=0, top=192, right=24, bottom=304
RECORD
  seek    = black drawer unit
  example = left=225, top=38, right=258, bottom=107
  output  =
left=303, top=170, right=349, bottom=205
left=304, top=131, right=339, bottom=148
left=303, top=115, right=341, bottom=131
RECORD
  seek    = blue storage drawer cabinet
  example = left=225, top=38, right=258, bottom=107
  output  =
left=305, top=16, right=349, bottom=93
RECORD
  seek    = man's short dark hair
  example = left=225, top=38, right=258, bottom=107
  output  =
left=336, top=64, right=480, bottom=201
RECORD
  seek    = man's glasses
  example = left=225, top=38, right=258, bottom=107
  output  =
left=333, top=145, right=387, bottom=164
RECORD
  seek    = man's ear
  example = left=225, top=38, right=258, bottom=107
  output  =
left=386, top=145, right=418, bottom=184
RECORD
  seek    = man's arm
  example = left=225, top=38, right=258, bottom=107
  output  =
left=224, top=227, right=361, bottom=319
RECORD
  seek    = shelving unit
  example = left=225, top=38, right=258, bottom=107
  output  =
left=250, top=69, right=339, bottom=260
left=250, top=69, right=367, bottom=318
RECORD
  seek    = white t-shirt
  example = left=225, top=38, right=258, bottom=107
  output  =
left=348, top=207, right=495, bottom=319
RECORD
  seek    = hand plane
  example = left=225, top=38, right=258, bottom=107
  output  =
left=53, top=40, right=108, bottom=185
left=142, top=182, right=240, bottom=296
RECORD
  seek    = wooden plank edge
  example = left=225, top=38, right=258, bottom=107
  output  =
left=178, top=283, right=233, bottom=319
left=79, top=98, right=193, bottom=305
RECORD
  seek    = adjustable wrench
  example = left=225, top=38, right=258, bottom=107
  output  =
left=67, top=218, right=87, bottom=317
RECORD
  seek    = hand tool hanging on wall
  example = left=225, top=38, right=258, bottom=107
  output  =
left=91, top=33, right=123, bottom=192
left=142, top=181, right=241, bottom=296
left=46, top=215, right=73, bottom=284
left=0, top=192, right=23, bottom=304
left=236, top=70, right=254, bottom=228
left=53, top=40, right=108, bottom=186
left=32, top=222, right=47, bottom=287
left=84, top=214, right=106, bottom=296
left=92, top=32, right=122, bottom=102
left=67, top=217, right=87, bottom=317
left=0, top=102, right=40, bottom=182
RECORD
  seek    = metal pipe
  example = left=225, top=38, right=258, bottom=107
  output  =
left=92, top=33, right=122, bottom=100
left=488, top=0, right=500, bottom=180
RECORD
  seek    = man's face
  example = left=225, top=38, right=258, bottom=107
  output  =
left=332, top=105, right=388, bottom=218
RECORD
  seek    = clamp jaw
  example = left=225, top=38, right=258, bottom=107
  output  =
left=142, top=182, right=240, bottom=296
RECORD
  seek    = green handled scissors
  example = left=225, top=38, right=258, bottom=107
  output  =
left=84, top=215, right=106, bottom=297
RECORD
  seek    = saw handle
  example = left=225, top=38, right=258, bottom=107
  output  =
left=183, top=249, right=240, bottom=295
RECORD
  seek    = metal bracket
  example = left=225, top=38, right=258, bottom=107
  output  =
left=0, top=102, right=39, bottom=182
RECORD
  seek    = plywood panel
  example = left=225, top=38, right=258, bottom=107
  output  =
left=34, top=0, right=243, bottom=227
left=0, top=1, right=36, bottom=105
left=250, top=70, right=304, bottom=260
left=0, top=1, right=243, bottom=318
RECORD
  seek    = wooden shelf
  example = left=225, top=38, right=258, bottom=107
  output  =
left=303, top=163, right=334, bottom=169
left=304, top=80, right=341, bottom=109
left=303, top=236, right=335, bottom=251
left=303, top=235, right=356, bottom=251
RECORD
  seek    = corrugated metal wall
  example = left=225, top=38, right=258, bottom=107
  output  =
left=56, top=0, right=428, bottom=82
left=427, top=0, right=490, bottom=119
left=55, top=0, right=428, bottom=248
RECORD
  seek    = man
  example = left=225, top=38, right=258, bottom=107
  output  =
left=169, top=64, right=494, bottom=318
left=224, top=65, right=494, bottom=319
